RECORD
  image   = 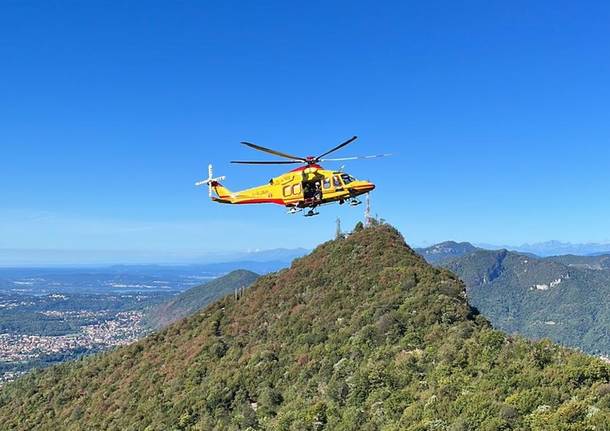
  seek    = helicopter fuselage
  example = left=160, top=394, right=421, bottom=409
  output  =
left=210, top=164, right=374, bottom=208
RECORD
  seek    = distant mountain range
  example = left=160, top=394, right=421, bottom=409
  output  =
left=107, top=260, right=295, bottom=276
left=417, top=241, right=610, bottom=356
left=475, top=240, right=610, bottom=257
left=144, top=270, right=259, bottom=329
left=0, top=247, right=308, bottom=267
left=414, top=241, right=479, bottom=264
left=224, top=248, right=309, bottom=263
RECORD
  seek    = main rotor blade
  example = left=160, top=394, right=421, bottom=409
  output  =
left=315, top=136, right=358, bottom=160
left=320, top=153, right=392, bottom=162
left=241, top=141, right=306, bottom=162
left=230, top=160, right=304, bottom=165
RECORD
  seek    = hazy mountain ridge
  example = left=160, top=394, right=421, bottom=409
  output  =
left=414, top=241, right=480, bottom=264
left=476, top=240, right=610, bottom=257
left=0, top=248, right=308, bottom=267
left=439, top=248, right=610, bottom=356
left=1, top=225, right=609, bottom=429
left=545, top=254, right=610, bottom=271
left=144, top=270, right=259, bottom=329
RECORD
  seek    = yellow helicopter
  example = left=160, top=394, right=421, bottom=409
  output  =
left=196, top=136, right=388, bottom=216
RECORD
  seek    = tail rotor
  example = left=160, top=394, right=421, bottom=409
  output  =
left=195, top=164, right=226, bottom=197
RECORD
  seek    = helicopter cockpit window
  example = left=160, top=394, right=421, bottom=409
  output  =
left=283, top=185, right=292, bottom=196
left=323, top=178, right=331, bottom=189
left=333, top=176, right=342, bottom=187
left=341, top=174, right=355, bottom=184
left=292, top=184, right=301, bottom=195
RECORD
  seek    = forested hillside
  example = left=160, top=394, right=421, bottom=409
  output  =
left=1, top=225, right=609, bottom=430
left=444, top=249, right=610, bottom=356
left=546, top=254, right=610, bottom=271
left=144, top=269, right=259, bottom=329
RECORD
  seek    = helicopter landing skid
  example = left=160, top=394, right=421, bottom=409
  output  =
left=349, top=199, right=362, bottom=206
left=287, top=207, right=302, bottom=215
left=304, top=209, right=319, bottom=217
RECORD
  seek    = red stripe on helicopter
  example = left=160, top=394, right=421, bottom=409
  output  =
left=290, top=164, right=322, bottom=172
left=214, top=196, right=287, bottom=205
left=233, top=198, right=287, bottom=205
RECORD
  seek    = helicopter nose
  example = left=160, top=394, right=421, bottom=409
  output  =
left=354, top=183, right=375, bottom=193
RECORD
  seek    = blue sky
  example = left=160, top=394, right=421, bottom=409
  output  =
left=1, top=1, right=609, bottom=263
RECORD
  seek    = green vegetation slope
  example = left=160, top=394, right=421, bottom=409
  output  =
left=444, top=249, right=610, bottom=356
left=546, top=254, right=610, bottom=271
left=1, top=225, right=610, bottom=430
left=144, top=270, right=259, bottom=329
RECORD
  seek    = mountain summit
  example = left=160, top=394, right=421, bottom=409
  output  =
left=415, top=241, right=479, bottom=264
left=1, top=224, right=609, bottom=429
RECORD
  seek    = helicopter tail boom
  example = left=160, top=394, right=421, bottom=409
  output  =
left=209, top=182, right=233, bottom=202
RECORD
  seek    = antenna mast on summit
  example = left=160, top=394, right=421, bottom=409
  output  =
left=336, top=217, right=342, bottom=239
